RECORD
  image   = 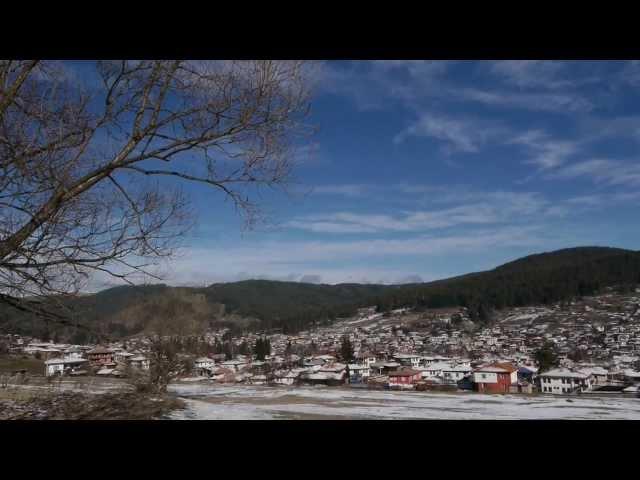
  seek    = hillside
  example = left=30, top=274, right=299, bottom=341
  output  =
left=1, top=246, right=639, bottom=340
left=372, top=246, right=640, bottom=319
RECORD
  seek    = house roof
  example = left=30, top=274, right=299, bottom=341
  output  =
left=475, top=362, right=518, bottom=373
left=539, top=368, right=591, bottom=379
left=388, top=368, right=421, bottom=377
left=45, top=358, right=88, bottom=365
left=87, top=346, right=114, bottom=354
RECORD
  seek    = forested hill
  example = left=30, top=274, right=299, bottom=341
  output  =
left=372, top=247, right=640, bottom=320
left=1, top=246, right=639, bottom=341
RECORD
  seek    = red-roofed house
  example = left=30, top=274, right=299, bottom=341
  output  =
left=472, top=362, right=518, bottom=393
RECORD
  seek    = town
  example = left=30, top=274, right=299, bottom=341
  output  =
left=2, top=286, right=640, bottom=397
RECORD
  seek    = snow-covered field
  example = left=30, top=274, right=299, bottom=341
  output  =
left=167, top=384, right=640, bottom=420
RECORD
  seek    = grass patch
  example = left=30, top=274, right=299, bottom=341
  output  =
left=2, top=390, right=186, bottom=420
left=0, top=355, right=44, bottom=375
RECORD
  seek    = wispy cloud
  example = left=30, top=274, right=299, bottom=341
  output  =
left=317, top=61, right=454, bottom=110
left=311, top=184, right=370, bottom=197
left=566, top=191, right=640, bottom=207
left=458, top=87, right=594, bottom=113
left=508, top=130, right=580, bottom=169
left=148, top=224, right=552, bottom=285
left=286, top=192, right=559, bottom=234
left=620, top=60, right=640, bottom=86
left=487, top=61, right=574, bottom=89
left=394, top=113, right=508, bottom=153
left=547, top=158, right=640, bottom=187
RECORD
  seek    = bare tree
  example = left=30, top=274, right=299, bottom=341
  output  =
left=146, top=335, right=185, bottom=394
left=0, top=60, right=313, bottom=319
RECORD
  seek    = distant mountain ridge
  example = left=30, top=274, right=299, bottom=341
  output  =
left=1, top=246, right=639, bottom=341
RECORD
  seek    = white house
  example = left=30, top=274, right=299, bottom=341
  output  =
left=579, top=366, right=608, bottom=384
left=538, top=368, right=594, bottom=394
left=44, top=357, right=89, bottom=377
left=274, top=369, right=301, bottom=385
left=347, top=363, right=370, bottom=380
left=420, top=361, right=471, bottom=384
left=194, top=357, right=215, bottom=371
left=220, top=359, right=248, bottom=372
left=393, top=353, right=422, bottom=369
left=115, top=351, right=134, bottom=364
left=128, top=355, right=150, bottom=371
left=441, top=364, right=472, bottom=384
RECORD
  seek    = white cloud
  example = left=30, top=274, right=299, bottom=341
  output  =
left=547, top=159, right=640, bottom=187
left=311, top=184, right=370, bottom=197
left=621, top=60, right=640, bottom=86
left=144, top=224, right=550, bottom=285
left=458, top=87, right=593, bottom=113
left=488, top=61, right=572, bottom=89
left=394, top=113, right=508, bottom=153
left=317, top=61, right=454, bottom=110
left=508, top=130, right=580, bottom=169
left=286, top=192, right=556, bottom=234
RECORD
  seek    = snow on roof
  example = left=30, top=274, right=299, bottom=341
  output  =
left=580, top=366, right=608, bottom=375
left=44, top=357, right=88, bottom=365
left=88, top=346, right=115, bottom=354
left=348, top=364, right=368, bottom=369
left=540, top=368, right=591, bottom=379
left=475, top=362, right=518, bottom=373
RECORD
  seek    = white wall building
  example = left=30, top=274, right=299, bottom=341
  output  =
left=44, top=357, right=89, bottom=377
left=539, top=368, right=594, bottom=394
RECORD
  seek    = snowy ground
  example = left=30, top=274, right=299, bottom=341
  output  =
left=167, top=384, right=640, bottom=420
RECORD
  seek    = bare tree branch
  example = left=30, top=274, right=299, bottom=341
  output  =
left=0, top=60, right=314, bottom=323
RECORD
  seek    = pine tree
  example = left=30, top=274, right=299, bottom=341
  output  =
left=254, top=338, right=268, bottom=361
left=340, top=335, right=354, bottom=363
left=223, top=341, right=233, bottom=360
left=534, top=342, right=559, bottom=373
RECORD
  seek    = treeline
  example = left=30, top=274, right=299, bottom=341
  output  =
left=203, top=280, right=390, bottom=334
left=371, top=247, right=640, bottom=323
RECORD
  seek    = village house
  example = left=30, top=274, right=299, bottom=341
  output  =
left=579, top=366, right=609, bottom=384
left=538, top=368, right=595, bottom=394
left=128, top=355, right=149, bottom=371
left=115, top=351, right=134, bottom=364
left=393, top=353, right=422, bottom=369
left=347, top=363, right=370, bottom=382
left=369, top=361, right=401, bottom=376
left=86, top=346, right=116, bottom=367
left=472, top=362, right=518, bottom=393
left=220, top=359, right=248, bottom=372
left=194, top=357, right=215, bottom=376
left=273, top=369, right=301, bottom=385
left=44, top=357, right=90, bottom=377
left=388, top=367, right=422, bottom=390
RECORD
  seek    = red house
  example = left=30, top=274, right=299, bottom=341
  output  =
left=87, top=346, right=116, bottom=367
left=388, top=368, right=422, bottom=390
left=472, top=362, right=518, bottom=393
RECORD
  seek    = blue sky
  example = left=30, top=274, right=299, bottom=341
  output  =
left=101, top=61, right=640, bottom=286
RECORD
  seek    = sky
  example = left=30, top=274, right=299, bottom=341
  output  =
left=89, top=61, right=640, bottom=287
